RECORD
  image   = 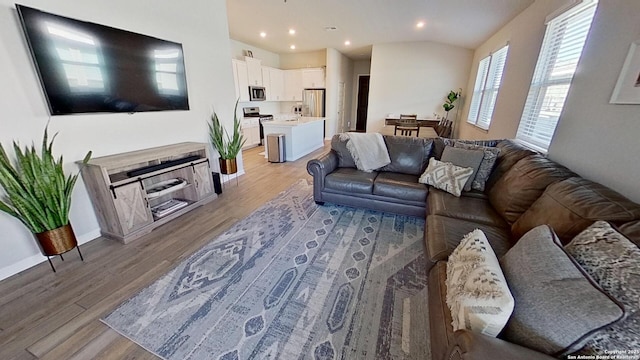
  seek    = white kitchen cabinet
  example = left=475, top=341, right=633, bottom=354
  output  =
left=284, top=69, right=303, bottom=101
left=232, top=59, right=249, bottom=102
left=269, top=68, right=284, bottom=101
left=302, top=68, right=325, bottom=88
left=262, top=67, right=271, bottom=100
left=245, top=57, right=263, bottom=86
left=241, top=118, right=261, bottom=149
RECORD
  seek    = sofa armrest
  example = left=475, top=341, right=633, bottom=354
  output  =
left=447, top=330, right=556, bottom=360
left=307, top=151, right=338, bottom=202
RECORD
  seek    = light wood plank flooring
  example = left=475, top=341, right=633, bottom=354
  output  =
left=0, top=142, right=330, bottom=360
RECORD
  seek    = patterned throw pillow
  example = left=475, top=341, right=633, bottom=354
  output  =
left=453, top=142, right=501, bottom=192
left=565, top=221, right=640, bottom=359
left=418, top=157, right=474, bottom=197
left=446, top=229, right=514, bottom=337
left=500, top=225, right=625, bottom=357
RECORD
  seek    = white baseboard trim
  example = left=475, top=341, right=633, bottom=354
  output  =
left=0, top=228, right=102, bottom=281
left=220, top=169, right=245, bottom=183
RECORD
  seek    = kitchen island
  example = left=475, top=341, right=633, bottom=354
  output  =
left=262, top=116, right=325, bottom=161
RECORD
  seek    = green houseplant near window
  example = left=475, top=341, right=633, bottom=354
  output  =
left=0, top=126, right=91, bottom=271
left=442, top=89, right=461, bottom=121
left=209, top=100, right=245, bottom=174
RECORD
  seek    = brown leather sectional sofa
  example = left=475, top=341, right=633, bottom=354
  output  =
left=307, top=135, right=640, bottom=360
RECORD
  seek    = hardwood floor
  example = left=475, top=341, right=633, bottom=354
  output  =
left=0, top=142, right=330, bottom=360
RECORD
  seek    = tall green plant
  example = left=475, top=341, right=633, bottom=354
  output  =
left=208, top=100, right=245, bottom=160
left=442, top=89, right=461, bottom=120
left=0, top=127, right=91, bottom=233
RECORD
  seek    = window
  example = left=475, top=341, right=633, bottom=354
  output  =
left=467, top=44, right=509, bottom=129
left=516, top=1, right=598, bottom=151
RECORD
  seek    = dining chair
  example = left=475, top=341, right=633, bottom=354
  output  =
left=394, top=114, right=420, bottom=136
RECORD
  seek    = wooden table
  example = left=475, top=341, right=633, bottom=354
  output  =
left=385, top=118, right=440, bottom=128
left=379, top=126, right=438, bottom=138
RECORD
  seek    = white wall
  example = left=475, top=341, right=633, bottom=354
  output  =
left=350, top=60, right=371, bottom=130
left=0, top=0, right=237, bottom=280
left=548, top=0, right=640, bottom=203
left=325, top=48, right=354, bottom=138
left=280, top=50, right=326, bottom=69
left=230, top=39, right=280, bottom=68
left=457, top=0, right=571, bottom=140
left=366, top=41, right=473, bottom=132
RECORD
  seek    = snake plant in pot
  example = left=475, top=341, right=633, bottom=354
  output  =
left=209, top=100, right=245, bottom=174
left=0, top=127, right=91, bottom=268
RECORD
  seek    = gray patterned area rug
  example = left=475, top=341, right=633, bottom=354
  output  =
left=102, top=179, right=430, bottom=360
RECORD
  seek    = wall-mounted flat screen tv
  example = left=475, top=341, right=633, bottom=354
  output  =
left=16, top=5, right=190, bottom=115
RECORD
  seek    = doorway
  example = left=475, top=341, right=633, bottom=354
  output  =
left=355, top=75, right=370, bottom=132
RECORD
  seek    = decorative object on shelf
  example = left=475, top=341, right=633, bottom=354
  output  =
left=209, top=100, right=245, bottom=175
left=442, top=89, right=462, bottom=120
left=610, top=40, right=640, bottom=104
left=0, top=126, right=92, bottom=272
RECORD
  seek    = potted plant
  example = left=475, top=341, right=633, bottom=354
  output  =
left=442, top=89, right=462, bottom=120
left=209, top=100, right=245, bottom=174
left=0, top=127, right=91, bottom=271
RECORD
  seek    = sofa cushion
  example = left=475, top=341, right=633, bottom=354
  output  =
left=500, top=225, right=625, bottom=357
left=618, top=220, right=640, bottom=246
left=380, top=135, right=433, bottom=175
left=441, top=146, right=485, bottom=192
left=331, top=135, right=356, bottom=168
left=432, top=138, right=501, bottom=160
left=511, top=177, right=640, bottom=244
left=428, top=188, right=508, bottom=228
left=453, top=142, right=501, bottom=192
left=373, top=172, right=428, bottom=202
left=325, top=168, right=377, bottom=194
left=485, top=140, right=537, bottom=192
left=425, top=215, right=511, bottom=269
left=419, top=158, right=474, bottom=197
left=446, top=229, right=514, bottom=337
left=428, top=261, right=455, bottom=360
left=565, top=221, right=640, bottom=357
left=488, top=155, right=575, bottom=225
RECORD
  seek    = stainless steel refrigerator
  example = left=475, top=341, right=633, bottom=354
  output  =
left=302, top=89, right=325, bottom=117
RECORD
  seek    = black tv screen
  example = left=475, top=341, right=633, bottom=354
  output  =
left=16, top=5, right=190, bottom=115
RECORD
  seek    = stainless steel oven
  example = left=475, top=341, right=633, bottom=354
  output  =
left=243, top=107, right=273, bottom=145
left=249, top=86, right=266, bottom=101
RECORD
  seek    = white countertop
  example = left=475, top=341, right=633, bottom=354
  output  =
left=263, top=116, right=326, bottom=126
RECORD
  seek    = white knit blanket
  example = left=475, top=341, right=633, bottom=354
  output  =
left=339, top=132, right=391, bottom=172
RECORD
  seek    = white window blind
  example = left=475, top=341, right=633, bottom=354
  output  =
left=516, top=1, right=597, bottom=151
left=467, top=44, right=509, bottom=129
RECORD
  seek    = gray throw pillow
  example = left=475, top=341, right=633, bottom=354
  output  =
left=453, top=142, right=500, bottom=192
left=500, top=225, right=625, bottom=357
left=565, top=221, right=640, bottom=358
left=331, top=134, right=356, bottom=168
left=441, top=146, right=485, bottom=192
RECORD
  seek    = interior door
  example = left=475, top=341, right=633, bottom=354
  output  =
left=355, top=75, right=370, bottom=132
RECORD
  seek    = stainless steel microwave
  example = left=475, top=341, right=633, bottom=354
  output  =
left=249, top=86, right=266, bottom=101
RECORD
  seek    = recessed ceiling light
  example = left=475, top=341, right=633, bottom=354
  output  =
left=290, top=45, right=296, bottom=50
left=289, top=29, right=296, bottom=35
left=344, top=40, right=351, bottom=46
left=260, top=31, right=267, bottom=38
left=416, top=21, right=425, bottom=28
